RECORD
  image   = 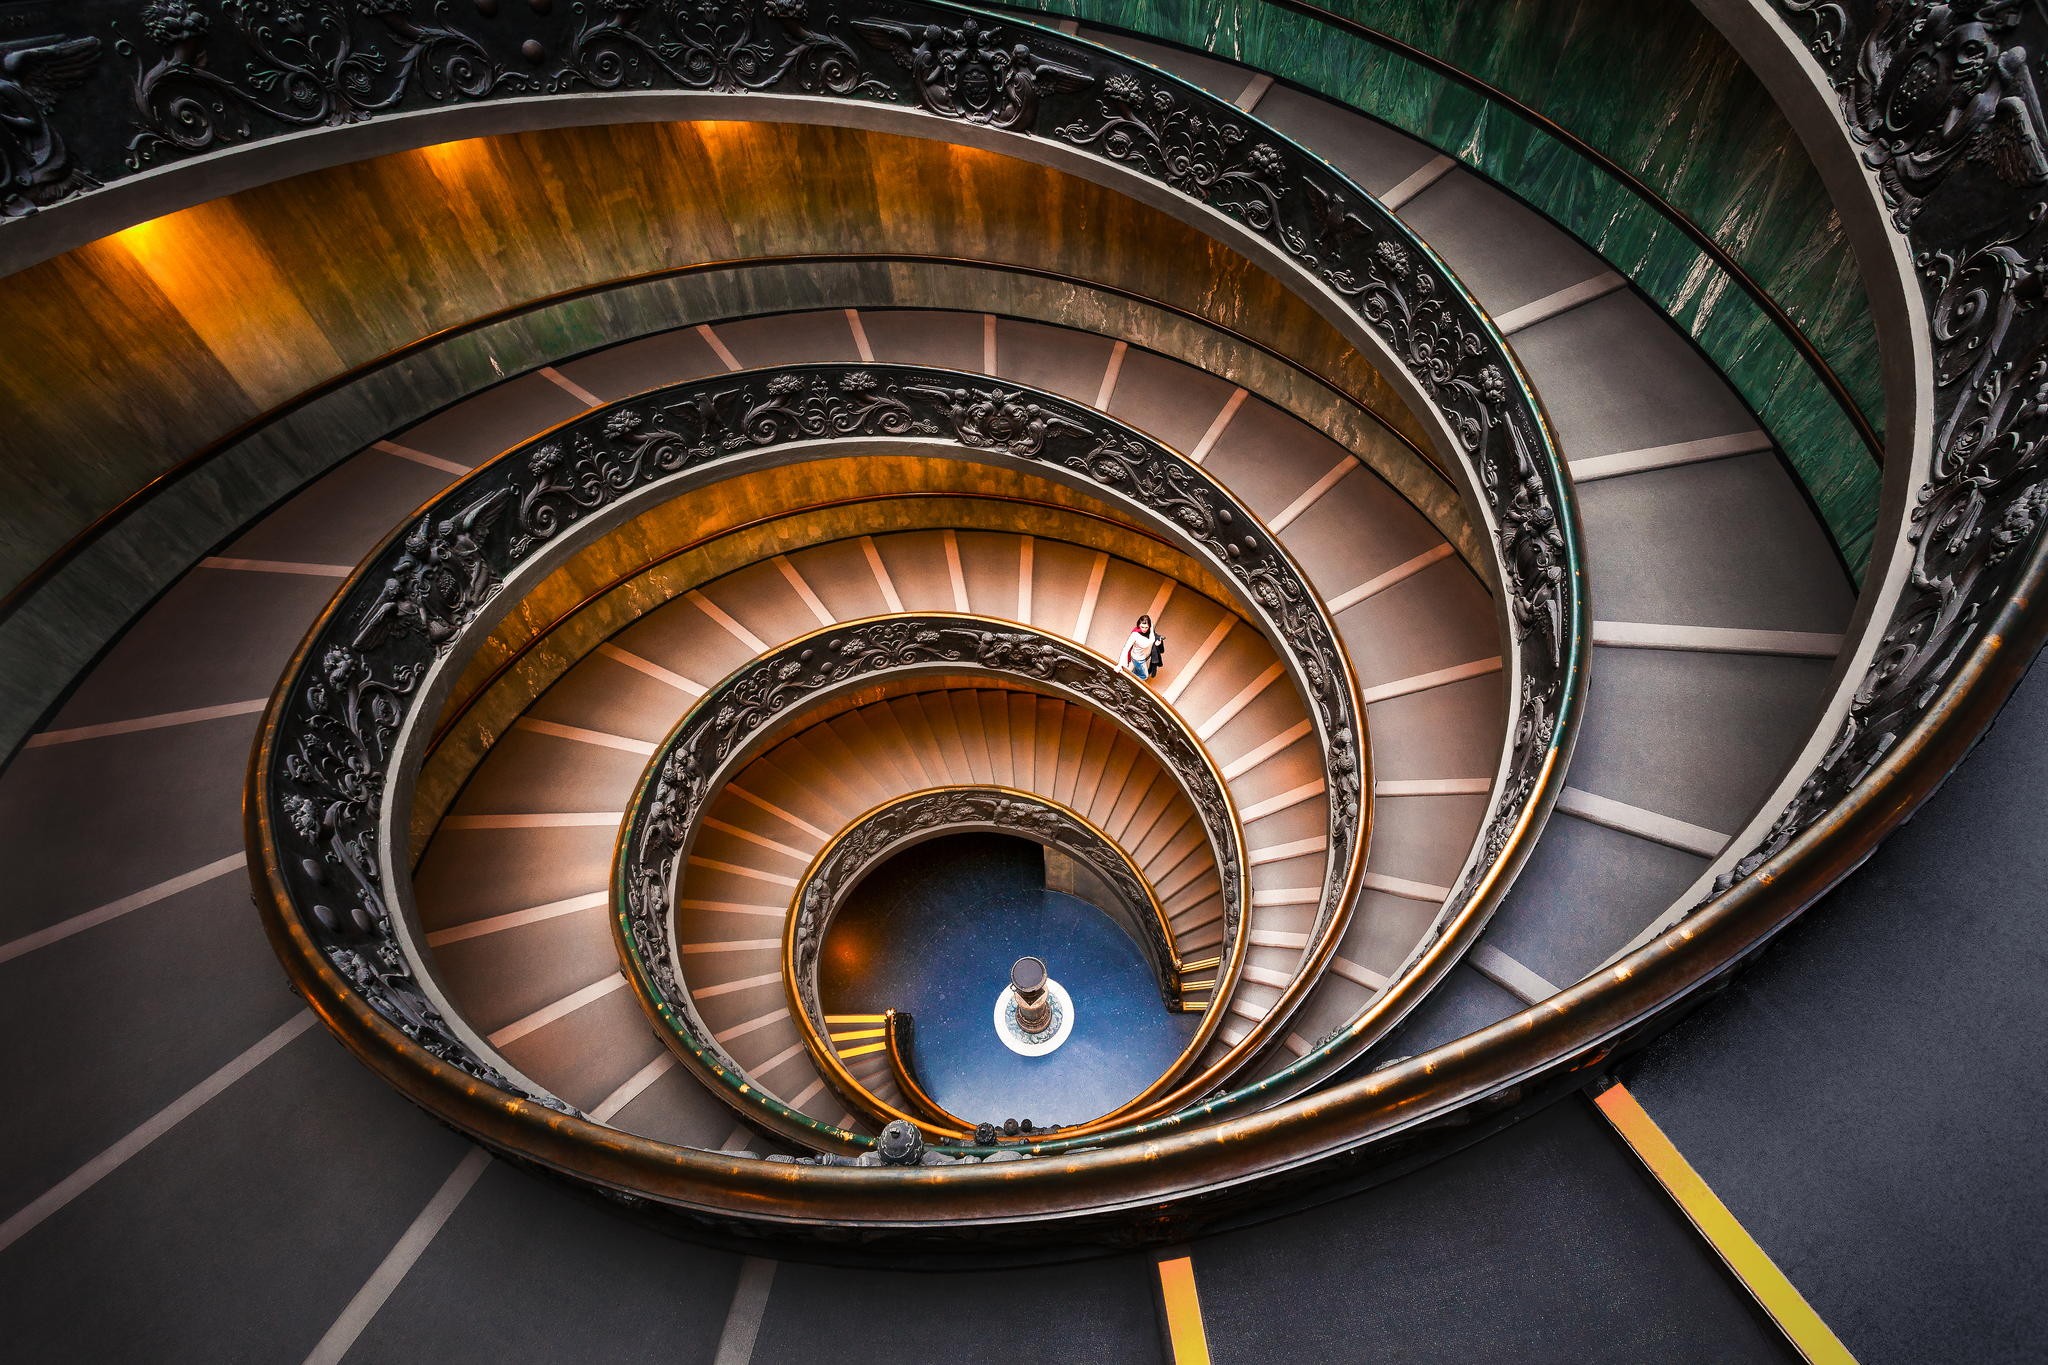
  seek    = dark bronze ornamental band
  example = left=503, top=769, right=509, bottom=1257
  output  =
left=251, top=363, right=1383, bottom=1138
left=1729, top=1, right=2048, bottom=886
left=614, top=623, right=1243, bottom=1149
left=172, top=1, right=1625, bottom=1234
left=22, top=2, right=1584, bottom=944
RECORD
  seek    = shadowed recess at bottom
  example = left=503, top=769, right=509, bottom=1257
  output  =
left=818, top=833, right=1196, bottom=1127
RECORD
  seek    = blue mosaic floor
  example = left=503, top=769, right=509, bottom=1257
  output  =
left=818, top=833, right=1197, bottom=1127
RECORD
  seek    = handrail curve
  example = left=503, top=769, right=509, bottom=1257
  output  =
left=881, top=1011, right=972, bottom=1134
left=180, top=0, right=1616, bottom=1229
left=778, top=784, right=1197, bottom=1137
left=615, top=624, right=1248, bottom=1151
left=36, top=5, right=1584, bottom=1020
left=197, top=0, right=2048, bottom=1248
left=252, top=360, right=1452, bottom=1159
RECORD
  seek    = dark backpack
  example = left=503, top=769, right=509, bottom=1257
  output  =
left=1149, top=635, right=1166, bottom=670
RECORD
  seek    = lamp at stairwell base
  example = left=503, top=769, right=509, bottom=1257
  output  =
left=994, top=956, right=1076, bottom=1056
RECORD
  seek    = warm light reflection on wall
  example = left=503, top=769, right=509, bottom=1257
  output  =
left=6, top=116, right=1417, bottom=568
left=944, top=142, right=1003, bottom=169
left=96, top=197, right=345, bottom=392
left=106, top=213, right=176, bottom=269
left=827, top=935, right=867, bottom=971
left=416, top=136, right=488, bottom=179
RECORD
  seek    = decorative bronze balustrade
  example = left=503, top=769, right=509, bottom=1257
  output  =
left=779, top=784, right=1199, bottom=1134
left=613, top=625, right=1247, bottom=1150
left=149, top=0, right=1702, bottom=1233
left=1727, top=1, right=2048, bottom=891
left=10, top=0, right=1591, bottom=1121
left=202, top=0, right=2040, bottom=1247
left=250, top=361, right=1401, bottom=1144
left=788, top=785, right=1191, bottom=1134
left=785, top=784, right=1184, bottom=1023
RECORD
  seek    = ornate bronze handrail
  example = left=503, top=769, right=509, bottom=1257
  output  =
left=614, top=624, right=1246, bottom=1151
left=252, top=359, right=1422, bottom=1147
left=881, top=1010, right=969, bottom=1132
left=44, top=5, right=1582, bottom=1004
left=199, top=0, right=1599, bottom=1221
left=776, top=783, right=1201, bottom=1136
left=218, top=0, right=2048, bottom=1247
left=14, top=0, right=1587, bottom=1112
left=1213, top=0, right=1885, bottom=464
left=786, top=780, right=1184, bottom=1011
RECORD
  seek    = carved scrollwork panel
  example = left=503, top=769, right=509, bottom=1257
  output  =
left=257, top=363, right=1361, bottom=1128
left=1719, top=3, right=2048, bottom=892
left=618, top=619, right=1244, bottom=1068
left=161, top=1, right=1580, bottom=1130
left=0, top=0, right=1582, bottom=1105
left=19, top=8, right=1572, bottom=996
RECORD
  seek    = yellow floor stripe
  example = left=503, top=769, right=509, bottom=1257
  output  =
left=823, top=1014, right=886, bottom=1024
left=836, top=1042, right=886, bottom=1060
left=830, top=1027, right=886, bottom=1043
left=1155, top=1255, right=1212, bottom=1364
left=1595, top=1083, right=1856, bottom=1364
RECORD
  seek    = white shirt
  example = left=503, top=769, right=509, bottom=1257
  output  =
left=1124, top=629, right=1155, bottom=666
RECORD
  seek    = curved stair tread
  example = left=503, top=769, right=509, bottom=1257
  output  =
left=1397, top=166, right=1616, bottom=318
left=547, top=324, right=730, bottom=405
left=15, top=244, right=1757, bottom=1160
left=1057, top=22, right=1862, bottom=1070
left=0, top=19, right=1962, bottom=1346
left=674, top=687, right=1224, bottom=1118
left=419, top=501, right=1507, bottom=1113
left=220, top=445, right=461, bottom=569
left=372, top=308, right=1492, bottom=1065
left=390, top=370, right=587, bottom=468
left=46, top=568, right=338, bottom=731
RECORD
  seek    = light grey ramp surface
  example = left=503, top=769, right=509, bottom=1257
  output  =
left=1628, top=660, right=2048, bottom=1364
left=1194, top=1098, right=1792, bottom=1364
left=0, top=871, right=301, bottom=1217
left=0, top=1028, right=468, bottom=1362
left=345, top=1158, right=744, bottom=1364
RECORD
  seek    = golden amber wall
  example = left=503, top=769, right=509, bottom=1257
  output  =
left=0, top=119, right=1426, bottom=591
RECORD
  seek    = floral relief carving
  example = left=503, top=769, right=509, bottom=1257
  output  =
left=1787, top=0, right=2048, bottom=226
left=2, top=7, right=1573, bottom=1077
left=620, top=616, right=1246, bottom=1066
left=559, top=0, right=890, bottom=98
left=13, top=11, right=1574, bottom=983
left=1715, top=4, right=2048, bottom=893
left=120, top=0, right=533, bottom=168
left=22, top=0, right=1576, bottom=1113
left=264, top=364, right=1371, bottom=1107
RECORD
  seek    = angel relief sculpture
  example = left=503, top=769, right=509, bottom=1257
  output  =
left=852, top=16, right=1089, bottom=132
left=1855, top=0, right=2048, bottom=219
left=352, top=487, right=512, bottom=652
left=0, top=33, right=102, bottom=216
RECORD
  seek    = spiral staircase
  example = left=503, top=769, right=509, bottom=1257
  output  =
left=1, top=2, right=2044, bottom=1360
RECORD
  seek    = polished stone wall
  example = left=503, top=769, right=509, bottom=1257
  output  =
left=0, top=122, right=1449, bottom=754
left=0, top=121, right=1428, bottom=596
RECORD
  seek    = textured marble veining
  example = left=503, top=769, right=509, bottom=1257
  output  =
left=1011, top=0, right=1882, bottom=572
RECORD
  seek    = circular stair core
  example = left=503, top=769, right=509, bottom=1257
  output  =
left=817, top=833, right=1196, bottom=1127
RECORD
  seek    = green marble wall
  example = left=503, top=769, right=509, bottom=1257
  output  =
left=1009, top=0, right=1882, bottom=574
